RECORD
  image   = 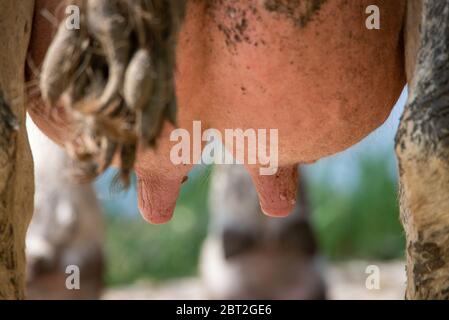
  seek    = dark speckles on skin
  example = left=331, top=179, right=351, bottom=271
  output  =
left=197, top=0, right=326, bottom=52
left=204, top=1, right=259, bottom=50
left=263, top=0, right=327, bottom=28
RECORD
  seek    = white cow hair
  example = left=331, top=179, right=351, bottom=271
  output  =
left=26, top=116, right=105, bottom=263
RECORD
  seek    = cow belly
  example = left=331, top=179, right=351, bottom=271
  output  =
left=175, top=0, right=406, bottom=164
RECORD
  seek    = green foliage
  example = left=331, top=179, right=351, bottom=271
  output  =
left=309, top=155, right=405, bottom=260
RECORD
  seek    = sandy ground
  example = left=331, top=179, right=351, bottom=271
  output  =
left=103, top=260, right=406, bottom=300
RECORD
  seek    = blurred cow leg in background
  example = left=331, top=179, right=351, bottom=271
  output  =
left=26, top=118, right=105, bottom=300
left=200, top=165, right=325, bottom=300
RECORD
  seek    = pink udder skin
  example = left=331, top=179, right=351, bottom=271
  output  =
left=28, top=0, right=406, bottom=223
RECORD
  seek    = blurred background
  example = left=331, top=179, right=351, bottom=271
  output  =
left=25, top=89, right=408, bottom=300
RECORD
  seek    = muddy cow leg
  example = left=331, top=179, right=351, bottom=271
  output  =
left=396, top=0, right=449, bottom=299
left=0, top=0, right=35, bottom=299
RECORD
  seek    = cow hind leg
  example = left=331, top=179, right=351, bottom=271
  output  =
left=0, top=0, right=35, bottom=299
left=396, top=0, right=449, bottom=299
